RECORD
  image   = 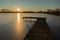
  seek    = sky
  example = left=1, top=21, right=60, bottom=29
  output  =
left=0, top=0, right=60, bottom=11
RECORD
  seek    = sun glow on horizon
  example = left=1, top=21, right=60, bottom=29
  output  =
left=17, top=8, right=20, bottom=11
left=17, top=8, right=20, bottom=22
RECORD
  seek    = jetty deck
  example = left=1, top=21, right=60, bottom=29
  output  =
left=23, top=17, right=55, bottom=40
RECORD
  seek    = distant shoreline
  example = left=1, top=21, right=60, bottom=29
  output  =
left=0, top=12, right=60, bottom=16
left=44, top=12, right=60, bottom=16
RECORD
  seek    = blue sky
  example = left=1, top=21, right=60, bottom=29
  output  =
left=0, top=0, right=60, bottom=11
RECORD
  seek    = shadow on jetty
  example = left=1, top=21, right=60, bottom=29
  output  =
left=23, top=17, right=55, bottom=40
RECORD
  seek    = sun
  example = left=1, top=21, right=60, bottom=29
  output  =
left=17, top=8, right=20, bottom=11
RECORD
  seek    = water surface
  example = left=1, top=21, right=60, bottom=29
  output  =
left=0, top=13, right=60, bottom=40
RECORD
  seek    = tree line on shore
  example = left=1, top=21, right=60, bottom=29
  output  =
left=0, top=8, right=60, bottom=16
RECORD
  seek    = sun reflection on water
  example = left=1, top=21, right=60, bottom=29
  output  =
left=16, top=13, right=22, bottom=34
left=15, top=13, right=24, bottom=38
left=17, top=13, right=20, bottom=22
left=13, top=13, right=25, bottom=39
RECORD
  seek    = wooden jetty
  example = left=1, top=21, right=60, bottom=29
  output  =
left=23, top=17, right=55, bottom=40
